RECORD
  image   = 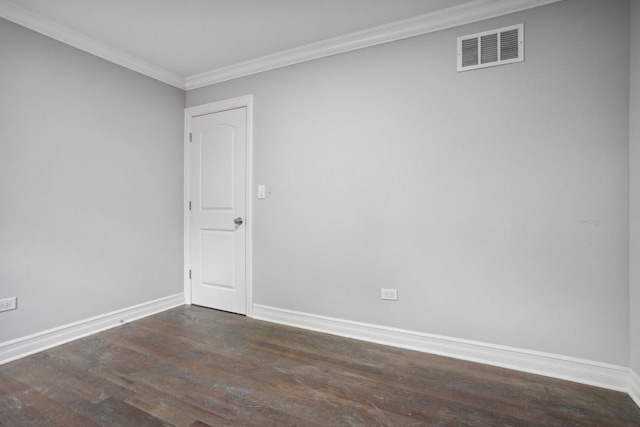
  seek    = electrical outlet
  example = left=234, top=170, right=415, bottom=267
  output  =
left=0, top=297, right=17, bottom=312
left=381, top=289, right=398, bottom=301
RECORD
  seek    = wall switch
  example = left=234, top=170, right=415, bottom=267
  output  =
left=381, top=289, right=398, bottom=300
left=258, top=185, right=266, bottom=199
left=0, top=297, right=17, bottom=312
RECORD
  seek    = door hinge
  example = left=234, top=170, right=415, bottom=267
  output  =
left=189, top=270, right=192, bottom=279
left=189, top=201, right=192, bottom=211
left=189, top=132, right=192, bottom=142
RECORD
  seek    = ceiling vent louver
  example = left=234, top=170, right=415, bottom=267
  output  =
left=457, top=24, right=524, bottom=72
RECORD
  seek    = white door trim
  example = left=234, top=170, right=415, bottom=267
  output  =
left=184, top=95, right=254, bottom=317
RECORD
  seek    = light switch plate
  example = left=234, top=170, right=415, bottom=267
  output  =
left=258, top=185, right=266, bottom=199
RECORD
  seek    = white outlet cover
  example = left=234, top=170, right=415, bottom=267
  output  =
left=0, top=297, right=17, bottom=312
left=381, top=289, right=398, bottom=300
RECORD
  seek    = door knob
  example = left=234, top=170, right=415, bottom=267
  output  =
left=234, top=217, right=243, bottom=225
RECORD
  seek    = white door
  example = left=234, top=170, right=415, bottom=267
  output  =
left=189, top=107, right=247, bottom=314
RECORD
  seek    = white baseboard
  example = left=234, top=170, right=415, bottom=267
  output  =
left=0, top=293, right=185, bottom=365
left=252, top=304, right=630, bottom=393
left=2, top=299, right=636, bottom=408
left=630, top=370, right=640, bottom=408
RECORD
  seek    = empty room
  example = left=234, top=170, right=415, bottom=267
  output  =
left=2, top=0, right=640, bottom=425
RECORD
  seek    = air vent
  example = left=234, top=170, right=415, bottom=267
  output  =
left=457, top=24, right=524, bottom=72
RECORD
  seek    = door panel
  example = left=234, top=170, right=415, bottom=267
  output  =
left=200, top=230, right=235, bottom=289
left=190, top=107, right=246, bottom=314
left=201, top=126, right=235, bottom=210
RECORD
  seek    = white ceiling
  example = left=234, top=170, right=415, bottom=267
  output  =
left=0, top=0, right=561, bottom=89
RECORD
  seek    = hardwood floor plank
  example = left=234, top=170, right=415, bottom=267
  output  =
left=3, top=353, right=132, bottom=405
left=0, top=372, right=99, bottom=427
left=128, top=316, right=582, bottom=425
left=70, top=396, right=171, bottom=427
left=1, top=305, right=639, bottom=426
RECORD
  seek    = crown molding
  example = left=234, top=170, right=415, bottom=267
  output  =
left=0, top=0, right=185, bottom=89
left=1, top=0, right=563, bottom=92
left=185, top=0, right=563, bottom=90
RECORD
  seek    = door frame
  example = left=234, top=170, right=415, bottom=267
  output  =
left=184, top=95, right=254, bottom=317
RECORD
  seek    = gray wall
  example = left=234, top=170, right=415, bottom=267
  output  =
left=0, top=19, right=185, bottom=342
left=631, top=0, right=640, bottom=375
left=187, top=0, right=631, bottom=365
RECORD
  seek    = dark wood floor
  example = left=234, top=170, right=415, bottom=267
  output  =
left=1, top=306, right=639, bottom=426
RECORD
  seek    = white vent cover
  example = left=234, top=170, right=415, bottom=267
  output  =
left=457, top=24, right=524, bottom=72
